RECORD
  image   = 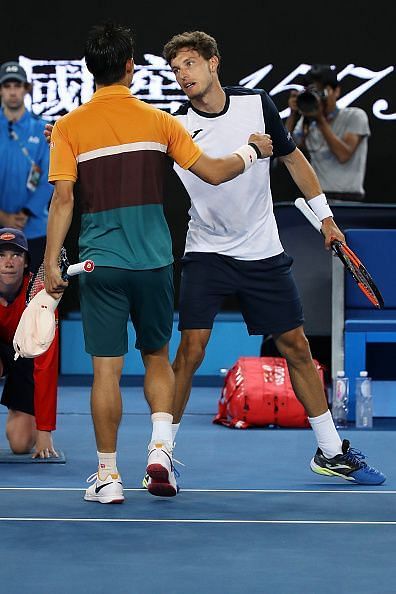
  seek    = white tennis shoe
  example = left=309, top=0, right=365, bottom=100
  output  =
left=146, top=441, right=178, bottom=497
left=84, top=470, right=124, bottom=504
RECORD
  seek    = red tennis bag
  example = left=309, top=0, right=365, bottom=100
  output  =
left=213, top=356, right=325, bottom=429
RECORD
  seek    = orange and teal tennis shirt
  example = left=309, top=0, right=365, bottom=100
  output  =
left=48, top=85, right=202, bottom=270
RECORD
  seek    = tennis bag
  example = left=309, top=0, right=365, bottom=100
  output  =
left=213, top=356, right=325, bottom=429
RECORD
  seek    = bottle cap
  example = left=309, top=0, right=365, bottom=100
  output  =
left=336, top=370, right=345, bottom=377
left=359, top=370, right=368, bottom=377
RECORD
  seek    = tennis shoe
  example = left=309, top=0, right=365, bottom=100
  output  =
left=310, top=439, right=386, bottom=485
left=146, top=441, right=178, bottom=497
left=84, top=470, right=124, bottom=503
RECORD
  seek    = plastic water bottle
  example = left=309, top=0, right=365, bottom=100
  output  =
left=355, top=371, right=373, bottom=428
left=332, top=370, right=349, bottom=428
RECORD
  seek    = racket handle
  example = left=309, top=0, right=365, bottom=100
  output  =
left=294, top=197, right=322, bottom=233
left=66, top=260, right=95, bottom=277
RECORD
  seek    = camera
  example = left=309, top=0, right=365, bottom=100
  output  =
left=296, top=85, right=328, bottom=115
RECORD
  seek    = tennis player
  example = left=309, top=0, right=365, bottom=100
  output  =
left=0, top=227, right=59, bottom=458
left=43, top=22, right=272, bottom=503
left=157, top=31, right=385, bottom=487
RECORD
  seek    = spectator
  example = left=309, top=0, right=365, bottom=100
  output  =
left=0, top=61, right=53, bottom=272
left=0, top=227, right=59, bottom=458
left=286, top=64, right=370, bottom=203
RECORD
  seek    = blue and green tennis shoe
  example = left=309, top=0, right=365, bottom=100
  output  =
left=311, top=439, right=386, bottom=485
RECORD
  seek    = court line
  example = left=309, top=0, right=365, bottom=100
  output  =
left=0, top=517, right=395, bottom=525
left=0, top=487, right=395, bottom=494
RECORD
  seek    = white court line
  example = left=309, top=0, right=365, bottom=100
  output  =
left=0, top=517, right=395, bottom=525
left=0, top=487, right=395, bottom=494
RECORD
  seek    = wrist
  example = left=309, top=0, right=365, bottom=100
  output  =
left=233, top=144, right=258, bottom=171
left=308, top=193, right=333, bottom=221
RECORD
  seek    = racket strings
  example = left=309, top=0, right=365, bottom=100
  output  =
left=26, top=247, right=69, bottom=305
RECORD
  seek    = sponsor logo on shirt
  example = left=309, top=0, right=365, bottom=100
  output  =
left=191, top=129, right=203, bottom=139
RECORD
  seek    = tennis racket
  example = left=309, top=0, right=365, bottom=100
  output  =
left=26, top=246, right=94, bottom=305
left=13, top=248, right=94, bottom=359
left=294, top=197, right=384, bottom=309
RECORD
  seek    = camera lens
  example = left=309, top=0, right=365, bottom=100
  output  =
left=296, top=88, right=321, bottom=114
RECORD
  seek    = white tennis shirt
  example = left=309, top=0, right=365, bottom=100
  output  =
left=173, top=87, right=296, bottom=260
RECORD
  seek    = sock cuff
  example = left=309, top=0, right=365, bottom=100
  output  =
left=151, top=412, right=173, bottom=423
left=308, top=409, right=332, bottom=425
left=97, top=451, right=117, bottom=458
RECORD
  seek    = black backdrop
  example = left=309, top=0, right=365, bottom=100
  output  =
left=2, top=0, right=394, bottom=317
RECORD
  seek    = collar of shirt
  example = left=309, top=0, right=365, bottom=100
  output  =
left=91, top=85, right=133, bottom=101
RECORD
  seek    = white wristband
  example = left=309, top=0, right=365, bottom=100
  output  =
left=233, top=144, right=258, bottom=171
left=308, top=193, right=333, bottom=221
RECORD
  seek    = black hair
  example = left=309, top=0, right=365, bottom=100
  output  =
left=84, top=21, right=134, bottom=85
left=303, top=64, right=339, bottom=89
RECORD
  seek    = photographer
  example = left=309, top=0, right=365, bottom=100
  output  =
left=286, top=64, right=370, bottom=203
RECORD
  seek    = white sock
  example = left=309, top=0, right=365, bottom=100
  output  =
left=308, top=410, right=343, bottom=458
left=150, top=412, right=173, bottom=445
left=172, top=423, right=180, bottom=444
left=97, top=451, right=118, bottom=480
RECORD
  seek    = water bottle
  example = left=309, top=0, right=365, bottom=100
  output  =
left=355, top=371, right=373, bottom=428
left=332, top=370, right=349, bottom=428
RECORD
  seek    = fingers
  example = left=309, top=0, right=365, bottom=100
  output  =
left=31, top=448, right=58, bottom=459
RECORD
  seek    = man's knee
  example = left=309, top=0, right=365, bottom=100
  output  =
left=8, top=435, right=35, bottom=454
left=175, top=336, right=206, bottom=371
left=5, top=410, right=36, bottom=454
left=275, top=327, right=312, bottom=365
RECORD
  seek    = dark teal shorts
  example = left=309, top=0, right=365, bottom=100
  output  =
left=79, top=265, right=174, bottom=356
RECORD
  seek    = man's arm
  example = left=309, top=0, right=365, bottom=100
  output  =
left=31, top=326, right=59, bottom=459
left=0, top=210, right=28, bottom=229
left=315, top=116, right=362, bottom=163
left=44, top=180, right=74, bottom=298
left=279, top=147, right=345, bottom=248
left=189, top=133, right=273, bottom=185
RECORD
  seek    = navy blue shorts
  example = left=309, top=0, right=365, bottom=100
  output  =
left=178, top=252, right=304, bottom=335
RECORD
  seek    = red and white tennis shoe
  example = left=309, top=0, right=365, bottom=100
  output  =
left=146, top=441, right=178, bottom=497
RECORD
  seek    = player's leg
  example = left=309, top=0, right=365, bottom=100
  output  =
left=172, top=329, right=211, bottom=422
left=79, top=268, right=127, bottom=504
left=131, top=265, right=178, bottom=496
left=238, top=252, right=385, bottom=485
left=273, top=326, right=328, bottom=417
left=173, top=253, right=233, bottom=423
left=90, top=355, right=124, bottom=453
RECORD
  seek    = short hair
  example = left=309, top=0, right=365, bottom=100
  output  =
left=163, top=31, right=220, bottom=65
left=84, top=22, right=134, bottom=85
left=303, top=64, right=339, bottom=89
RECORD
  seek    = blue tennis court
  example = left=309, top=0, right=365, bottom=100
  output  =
left=0, top=384, right=395, bottom=594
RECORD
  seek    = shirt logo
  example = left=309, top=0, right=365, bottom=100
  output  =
left=191, top=129, right=203, bottom=139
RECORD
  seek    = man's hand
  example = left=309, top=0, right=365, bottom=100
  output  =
left=32, top=430, right=59, bottom=459
left=0, top=210, right=28, bottom=230
left=321, top=217, right=345, bottom=250
left=44, top=123, right=53, bottom=145
left=248, top=133, right=273, bottom=158
left=44, top=262, right=69, bottom=300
